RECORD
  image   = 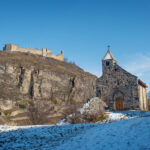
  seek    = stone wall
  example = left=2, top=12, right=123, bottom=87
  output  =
left=98, top=63, right=139, bottom=110
left=97, top=50, right=148, bottom=111
left=3, top=44, right=64, bottom=61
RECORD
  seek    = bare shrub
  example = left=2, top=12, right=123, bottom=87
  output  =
left=28, top=100, right=51, bottom=125
left=67, top=112, right=82, bottom=124
left=63, top=103, right=83, bottom=124
left=83, top=102, right=106, bottom=123
left=64, top=100, right=106, bottom=124
left=62, top=97, right=107, bottom=124
left=83, top=111, right=104, bottom=123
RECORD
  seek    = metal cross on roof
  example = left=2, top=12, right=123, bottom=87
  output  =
left=107, top=45, right=110, bottom=50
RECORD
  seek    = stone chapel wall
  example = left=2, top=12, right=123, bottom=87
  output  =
left=99, top=64, right=140, bottom=110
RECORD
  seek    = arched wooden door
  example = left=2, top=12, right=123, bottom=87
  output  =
left=115, top=98, right=123, bottom=110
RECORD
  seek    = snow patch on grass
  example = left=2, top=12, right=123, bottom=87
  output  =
left=0, top=125, right=51, bottom=132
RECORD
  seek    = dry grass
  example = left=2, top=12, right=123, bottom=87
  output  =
left=0, top=51, right=97, bottom=125
left=0, top=51, right=97, bottom=78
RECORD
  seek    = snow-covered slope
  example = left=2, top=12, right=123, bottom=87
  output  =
left=0, top=124, right=96, bottom=149
left=0, top=112, right=150, bottom=150
left=56, top=117, right=150, bottom=150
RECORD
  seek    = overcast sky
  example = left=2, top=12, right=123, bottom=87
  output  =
left=0, top=0, right=150, bottom=90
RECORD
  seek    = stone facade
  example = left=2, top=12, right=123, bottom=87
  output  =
left=97, top=50, right=148, bottom=111
left=3, top=44, right=64, bottom=61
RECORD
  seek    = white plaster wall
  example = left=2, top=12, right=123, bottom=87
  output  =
left=138, top=85, right=148, bottom=111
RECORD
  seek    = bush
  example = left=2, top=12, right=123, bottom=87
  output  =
left=67, top=113, right=82, bottom=124
left=83, top=102, right=106, bottom=123
left=63, top=103, right=83, bottom=124
left=28, top=101, right=34, bottom=106
left=19, top=104, right=26, bottom=109
left=98, top=115, right=108, bottom=122
left=70, top=97, right=76, bottom=104
left=3, top=110, right=12, bottom=116
left=53, top=98, right=58, bottom=104
left=67, top=111, right=107, bottom=124
left=83, top=111, right=107, bottom=123
left=64, top=98, right=107, bottom=124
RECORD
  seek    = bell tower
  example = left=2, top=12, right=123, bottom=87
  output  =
left=102, top=46, right=117, bottom=74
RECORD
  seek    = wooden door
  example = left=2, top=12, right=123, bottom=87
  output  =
left=116, top=98, right=123, bottom=110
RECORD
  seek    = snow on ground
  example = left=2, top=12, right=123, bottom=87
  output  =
left=103, top=110, right=150, bottom=122
left=103, top=111, right=129, bottom=122
left=0, top=111, right=150, bottom=150
left=0, top=115, right=150, bottom=150
left=55, top=116, right=150, bottom=150
left=56, top=119, right=70, bottom=126
left=0, top=124, right=96, bottom=150
left=0, top=125, right=51, bottom=132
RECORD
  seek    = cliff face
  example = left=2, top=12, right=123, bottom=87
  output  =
left=0, top=51, right=97, bottom=125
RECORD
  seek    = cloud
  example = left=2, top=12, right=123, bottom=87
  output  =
left=124, top=53, right=150, bottom=75
left=123, top=53, right=150, bottom=91
left=136, top=72, right=143, bottom=77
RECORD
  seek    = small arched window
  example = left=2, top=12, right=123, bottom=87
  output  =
left=117, top=80, right=120, bottom=85
left=106, top=61, right=110, bottom=66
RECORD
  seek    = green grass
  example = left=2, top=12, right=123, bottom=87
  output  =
left=53, top=98, right=58, bottom=104
left=70, top=97, right=76, bottom=104
left=3, top=110, right=12, bottom=116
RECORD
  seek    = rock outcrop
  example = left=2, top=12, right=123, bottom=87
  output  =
left=0, top=51, right=97, bottom=125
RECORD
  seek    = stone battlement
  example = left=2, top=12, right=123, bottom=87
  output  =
left=3, top=44, right=64, bottom=61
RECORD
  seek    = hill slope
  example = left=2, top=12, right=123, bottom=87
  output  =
left=0, top=51, right=97, bottom=125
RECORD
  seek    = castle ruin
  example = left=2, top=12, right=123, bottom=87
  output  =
left=3, top=44, right=64, bottom=61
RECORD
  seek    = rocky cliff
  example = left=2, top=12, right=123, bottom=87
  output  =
left=0, top=51, right=97, bottom=125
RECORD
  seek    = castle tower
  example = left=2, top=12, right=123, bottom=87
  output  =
left=3, top=44, right=19, bottom=51
left=102, top=47, right=117, bottom=74
left=42, top=48, right=47, bottom=57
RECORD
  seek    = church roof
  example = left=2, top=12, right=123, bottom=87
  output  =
left=103, top=50, right=116, bottom=61
left=138, top=79, right=147, bottom=88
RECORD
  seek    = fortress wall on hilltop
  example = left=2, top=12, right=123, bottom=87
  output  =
left=3, top=44, right=64, bottom=61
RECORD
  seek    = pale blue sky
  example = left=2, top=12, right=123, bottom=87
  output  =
left=0, top=0, right=150, bottom=90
